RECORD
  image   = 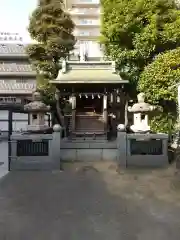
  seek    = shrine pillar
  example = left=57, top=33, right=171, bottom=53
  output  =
left=55, top=89, right=64, bottom=127
left=116, top=88, right=121, bottom=121
left=71, top=93, right=76, bottom=132
left=103, top=93, right=108, bottom=132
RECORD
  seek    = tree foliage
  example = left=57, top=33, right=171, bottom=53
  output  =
left=138, top=47, right=180, bottom=133
left=138, top=47, right=180, bottom=104
left=26, top=0, right=75, bottom=125
left=26, top=0, right=75, bottom=80
left=149, top=112, right=176, bottom=133
left=101, top=0, right=180, bottom=87
left=36, top=74, right=56, bottom=105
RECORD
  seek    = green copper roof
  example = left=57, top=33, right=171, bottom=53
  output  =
left=50, top=61, right=129, bottom=84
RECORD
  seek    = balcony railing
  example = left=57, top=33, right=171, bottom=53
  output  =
left=72, top=0, right=100, bottom=5
left=75, top=20, right=100, bottom=26
left=0, top=81, right=36, bottom=94
left=74, top=30, right=100, bottom=37
left=69, top=8, right=101, bottom=15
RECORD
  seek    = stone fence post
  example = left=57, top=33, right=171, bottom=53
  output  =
left=117, top=124, right=127, bottom=168
left=51, top=124, right=62, bottom=169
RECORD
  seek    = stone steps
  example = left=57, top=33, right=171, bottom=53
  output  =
left=62, top=138, right=109, bottom=143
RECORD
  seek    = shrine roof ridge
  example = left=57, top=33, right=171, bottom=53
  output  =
left=66, top=61, right=114, bottom=71
left=61, top=60, right=116, bottom=72
left=51, top=60, right=129, bottom=84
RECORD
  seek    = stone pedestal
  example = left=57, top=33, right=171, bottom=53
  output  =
left=51, top=124, right=62, bottom=169
left=9, top=124, right=62, bottom=171
left=117, top=124, right=127, bottom=168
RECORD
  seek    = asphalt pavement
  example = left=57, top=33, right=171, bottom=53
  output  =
left=0, top=142, right=179, bottom=239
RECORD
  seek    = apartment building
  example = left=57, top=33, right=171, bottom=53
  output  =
left=0, top=32, right=36, bottom=133
left=0, top=32, right=36, bottom=103
left=65, top=0, right=103, bottom=59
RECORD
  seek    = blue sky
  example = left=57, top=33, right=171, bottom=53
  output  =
left=0, top=0, right=37, bottom=39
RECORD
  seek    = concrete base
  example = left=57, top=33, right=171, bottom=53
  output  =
left=61, top=149, right=118, bottom=162
left=8, top=129, right=169, bottom=169
left=10, top=160, right=56, bottom=171
left=61, top=133, right=169, bottom=168
left=61, top=139, right=117, bottom=162
left=9, top=130, right=61, bottom=171
left=126, top=156, right=169, bottom=168
left=126, top=133, right=169, bottom=168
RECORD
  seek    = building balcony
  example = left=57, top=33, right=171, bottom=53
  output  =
left=69, top=8, right=101, bottom=16
left=0, top=63, right=36, bottom=77
left=0, top=81, right=36, bottom=94
left=72, top=0, right=100, bottom=6
left=74, top=30, right=100, bottom=38
left=0, top=44, right=28, bottom=59
left=75, top=19, right=100, bottom=27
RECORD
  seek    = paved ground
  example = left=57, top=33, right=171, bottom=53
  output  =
left=0, top=142, right=180, bottom=239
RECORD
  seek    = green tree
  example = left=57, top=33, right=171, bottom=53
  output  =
left=36, top=74, right=56, bottom=105
left=101, top=0, right=180, bottom=89
left=138, top=47, right=180, bottom=103
left=138, top=47, right=180, bottom=132
left=26, top=0, right=75, bottom=84
left=26, top=0, right=75, bottom=125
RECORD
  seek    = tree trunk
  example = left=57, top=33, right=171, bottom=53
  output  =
left=124, top=99, right=128, bottom=127
left=124, top=94, right=131, bottom=127
left=56, top=99, right=65, bottom=127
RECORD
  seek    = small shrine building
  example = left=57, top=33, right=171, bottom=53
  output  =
left=50, top=60, right=129, bottom=140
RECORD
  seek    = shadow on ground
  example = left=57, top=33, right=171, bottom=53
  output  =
left=0, top=162, right=180, bottom=240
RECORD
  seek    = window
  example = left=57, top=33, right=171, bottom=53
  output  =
left=80, top=19, right=92, bottom=24
left=141, top=114, right=145, bottom=120
left=33, top=114, right=37, bottom=120
left=79, top=31, right=90, bottom=36
left=0, top=97, right=16, bottom=103
left=81, top=19, right=88, bottom=24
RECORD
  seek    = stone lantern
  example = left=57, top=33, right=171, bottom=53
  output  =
left=128, top=93, right=156, bottom=133
left=24, top=91, right=50, bottom=132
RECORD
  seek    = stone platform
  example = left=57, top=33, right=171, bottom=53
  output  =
left=61, top=139, right=117, bottom=162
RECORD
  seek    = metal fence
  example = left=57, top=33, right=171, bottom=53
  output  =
left=130, top=139, right=163, bottom=155
left=16, top=139, right=49, bottom=156
left=9, top=134, right=56, bottom=171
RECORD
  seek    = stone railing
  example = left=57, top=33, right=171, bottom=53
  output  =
left=8, top=123, right=169, bottom=169
left=117, top=129, right=169, bottom=167
left=9, top=125, right=61, bottom=170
